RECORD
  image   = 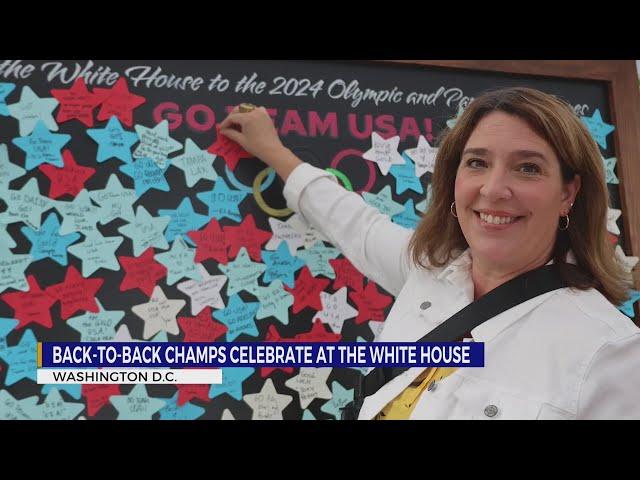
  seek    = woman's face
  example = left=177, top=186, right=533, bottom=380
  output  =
left=454, top=111, right=580, bottom=272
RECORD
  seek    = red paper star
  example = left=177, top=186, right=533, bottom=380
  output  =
left=0, top=275, right=56, bottom=329
left=222, top=214, right=272, bottom=262
left=46, top=265, right=104, bottom=320
left=260, top=324, right=294, bottom=378
left=207, top=124, right=253, bottom=171
left=82, top=383, right=121, bottom=417
left=608, top=233, right=618, bottom=245
left=187, top=218, right=228, bottom=264
left=284, top=266, right=330, bottom=314
left=295, top=318, right=342, bottom=342
left=39, top=149, right=96, bottom=199
left=118, top=248, right=167, bottom=297
left=94, top=77, right=146, bottom=127
left=177, top=307, right=228, bottom=342
left=176, top=384, right=212, bottom=407
left=348, top=281, right=393, bottom=324
left=329, top=257, right=365, bottom=292
left=50, top=77, right=101, bottom=127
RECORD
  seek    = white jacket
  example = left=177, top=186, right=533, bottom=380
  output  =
left=282, top=162, right=640, bottom=420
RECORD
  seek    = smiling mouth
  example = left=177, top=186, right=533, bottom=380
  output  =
left=473, top=210, right=525, bottom=226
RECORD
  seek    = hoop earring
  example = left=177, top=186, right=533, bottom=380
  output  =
left=559, top=214, right=570, bottom=231
left=450, top=201, right=458, bottom=218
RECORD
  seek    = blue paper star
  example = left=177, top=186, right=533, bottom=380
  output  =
left=602, top=156, right=619, bottom=184
left=110, top=384, right=167, bottom=420
left=86, top=115, right=138, bottom=164
left=20, top=212, right=81, bottom=266
left=302, top=410, right=316, bottom=420
left=618, top=290, right=640, bottom=318
left=0, top=143, right=26, bottom=191
left=0, top=317, right=19, bottom=352
left=7, top=86, right=59, bottom=136
left=416, top=184, right=433, bottom=213
left=0, top=390, right=38, bottom=419
left=12, top=120, right=71, bottom=170
left=0, top=178, right=54, bottom=229
left=389, top=153, right=424, bottom=195
left=118, top=206, right=170, bottom=257
left=154, top=236, right=201, bottom=285
left=212, top=293, right=260, bottom=341
left=157, top=197, right=209, bottom=244
left=362, top=185, right=405, bottom=217
left=0, top=82, right=15, bottom=116
left=254, top=280, right=294, bottom=325
left=392, top=198, right=421, bottom=230
left=0, top=329, right=37, bottom=386
left=88, top=173, right=137, bottom=225
left=159, top=393, right=206, bottom=420
left=261, top=241, right=305, bottom=287
left=0, top=224, right=17, bottom=249
left=320, top=381, right=354, bottom=420
left=22, top=388, right=84, bottom=419
left=41, top=384, right=82, bottom=401
left=209, top=367, right=254, bottom=400
left=55, top=189, right=102, bottom=236
left=67, top=230, right=124, bottom=277
left=67, top=299, right=124, bottom=342
left=218, top=247, right=266, bottom=296
left=0, top=247, right=30, bottom=293
left=581, top=109, right=615, bottom=150
left=196, top=178, right=248, bottom=222
left=297, top=241, right=340, bottom=278
left=170, top=138, right=218, bottom=188
left=119, top=157, right=170, bottom=197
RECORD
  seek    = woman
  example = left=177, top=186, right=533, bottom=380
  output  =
left=219, top=87, right=640, bottom=420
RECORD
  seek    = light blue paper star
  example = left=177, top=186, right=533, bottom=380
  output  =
left=362, top=185, right=405, bottom=218
left=7, top=85, right=59, bottom=136
left=0, top=143, right=26, bottom=191
left=88, top=174, right=137, bottom=225
left=302, top=410, right=316, bottom=420
left=67, top=299, right=125, bottom=342
left=254, top=280, right=294, bottom=325
left=12, top=120, right=70, bottom=171
left=55, top=189, right=101, bottom=236
left=0, top=83, right=15, bottom=116
left=110, top=384, right=167, bottom=420
left=581, top=109, right=615, bottom=150
left=118, top=206, right=170, bottom=257
left=119, top=157, right=170, bottom=198
left=320, top=380, right=354, bottom=420
left=41, top=384, right=82, bottom=401
left=0, top=329, right=37, bottom=386
left=157, top=197, right=209, bottom=244
left=0, top=246, right=30, bottom=293
left=0, top=178, right=54, bottom=229
left=618, top=290, right=640, bottom=318
left=218, top=247, right=266, bottom=296
left=389, top=153, right=424, bottom=195
left=133, top=120, right=182, bottom=170
left=196, top=178, right=248, bottom=222
left=297, top=241, right=340, bottom=278
left=0, top=317, right=19, bottom=352
left=212, top=293, right=260, bottom=341
left=67, top=230, right=124, bottom=276
left=392, top=198, right=421, bottom=230
left=158, top=393, right=205, bottom=420
left=22, top=388, right=84, bottom=419
left=602, top=156, right=619, bottom=184
left=261, top=241, right=305, bottom=287
left=209, top=367, right=254, bottom=401
left=86, top=115, right=138, bottom=164
left=0, top=224, right=17, bottom=249
left=171, top=138, right=218, bottom=187
left=446, top=105, right=465, bottom=130
left=154, top=236, right=201, bottom=285
left=416, top=184, right=433, bottom=213
left=0, top=389, right=38, bottom=419
left=20, top=212, right=80, bottom=266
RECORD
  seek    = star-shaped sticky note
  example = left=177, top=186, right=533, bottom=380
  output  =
left=0, top=329, right=37, bottom=386
left=187, top=218, right=228, bottom=264
left=316, top=287, right=358, bottom=333
left=0, top=389, right=37, bottom=419
left=212, top=293, right=260, bottom=341
left=416, top=184, right=433, bottom=213
left=131, top=285, right=185, bottom=339
left=82, top=384, right=121, bottom=417
left=7, top=85, right=59, bottom=136
left=392, top=198, right=421, bottom=230
left=404, top=135, right=438, bottom=178
left=87, top=115, right=139, bottom=164
left=196, top=178, right=248, bottom=223
left=119, top=157, right=170, bottom=197
left=615, top=245, right=639, bottom=275
left=1, top=275, right=55, bottom=328
left=46, top=265, right=104, bottom=320
left=581, top=109, right=615, bottom=150
left=118, top=206, right=170, bottom=257
left=0, top=82, right=15, bottom=116
left=110, top=384, right=166, bottom=420
left=21, top=388, right=84, bottom=420
left=288, top=213, right=329, bottom=249
left=349, top=281, right=393, bottom=324
left=158, top=198, right=209, bottom=244
left=88, top=173, right=137, bottom=225
left=297, top=241, right=340, bottom=279
left=50, top=77, right=101, bottom=127
left=67, top=230, right=124, bottom=277
left=243, top=378, right=293, bottom=420
left=12, top=120, right=70, bottom=170
left=209, top=367, right=253, bottom=401
left=133, top=120, right=182, bottom=170
left=176, top=383, right=211, bottom=407
left=602, top=156, right=619, bottom=184
left=177, top=306, right=228, bottom=342
left=389, top=153, right=424, bottom=194
left=618, top=290, right=640, bottom=318
left=207, top=124, right=253, bottom=171
left=158, top=393, right=205, bottom=420
left=284, top=266, right=330, bottom=314
left=0, top=317, right=19, bottom=351
left=0, top=178, right=54, bottom=230
left=262, top=241, right=305, bottom=288
left=56, top=189, right=101, bottom=235
left=218, top=247, right=266, bottom=296
left=362, top=132, right=404, bottom=176
left=320, top=380, right=354, bottom=420
left=171, top=138, right=218, bottom=187
left=329, top=257, right=364, bottom=292
left=39, top=149, right=96, bottom=199
left=118, top=247, right=167, bottom=297
left=154, top=236, right=200, bottom=285
left=362, top=185, right=405, bottom=217
left=223, top=214, right=272, bottom=262
left=265, top=216, right=305, bottom=255
left=284, top=367, right=333, bottom=409
left=254, top=280, right=294, bottom=325
left=67, top=299, right=125, bottom=342
left=94, top=77, right=146, bottom=127
left=607, top=207, right=622, bottom=236
left=0, top=248, right=31, bottom=294
left=176, top=264, right=227, bottom=315
left=0, top=143, right=25, bottom=191
left=20, top=212, right=80, bottom=266
left=295, top=318, right=342, bottom=342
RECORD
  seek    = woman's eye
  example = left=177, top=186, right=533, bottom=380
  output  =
left=519, top=163, right=541, bottom=175
left=467, top=158, right=486, bottom=169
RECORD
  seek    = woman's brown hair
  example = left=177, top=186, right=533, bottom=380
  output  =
left=407, top=87, right=631, bottom=305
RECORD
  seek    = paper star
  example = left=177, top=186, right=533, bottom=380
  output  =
left=316, top=287, right=358, bottom=333
left=367, top=319, right=386, bottom=341
left=67, top=299, right=125, bottom=342
left=46, top=265, right=104, bottom=320
left=118, top=247, right=167, bottom=297
left=329, top=257, right=365, bottom=292
left=260, top=324, right=294, bottom=377
left=207, top=124, right=253, bottom=171
left=159, top=393, right=205, bottom=420
left=39, top=149, right=96, bottom=199
left=223, top=214, right=272, bottom=262
left=41, top=383, right=81, bottom=400
left=212, top=293, right=260, bottom=341
left=392, top=198, right=421, bottom=229
left=581, top=109, right=615, bottom=150
left=0, top=248, right=31, bottom=294
left=177, top=306, right=228, bottom=342
left=0, top=82, right=15, bottom=116
left=389, top=153, right=424, bottom=194
left=446, top=105, right=465, bottom=129
left=349, top=281, right=393, bottom=324
left=171, top=138, right=218, bottom=187
left=21, top=388, right=84, bottom=420
left=404, top=135, right=438, bottom=178
left=284, top=266, right=330, bottom=314
left=615, top=245, right=639, bottom=274
left=297, top=241, right=340, bottom=279
left=94, top=77, right=146, bottom=127
left=133, top=120, right=182, bottom=170
left=218, top=247, right=266, bottom=296
left=176, top=264, right=227, bottom=315
left=209, top=367, right=254, bottom=401
left=154, top=236, right=200, bottom=285
left=119, top=157, right=170, bottom=197
left=362, top=132, right=404, bottom=176
left=243, top=378, right=293, bottom=420
left=221, top=409, right=235, bottom=420
left=0, top=178, right=54, bottom=230
left=0, top=390, right=37, bottom=419
left=320, top=381, right=354, bottom=419
left=295, top=318, right=342, bottom=343
left=602, top=156, right=619, bottom=184
left=86, top=115, right=139, bottom=165
left=0, top=143, right=25, bottom=191
left=196, top=177, right=248, bottom=223
left=362, top=185, right=405, bottom=217
left=82, top=384, right=121, bottom=417
left=0, top=329, right=37, bottom=386
left=607, top=207, right=622, bottom=235
left=7, top=85, right=59, bottom=136
left=261, top=241, right=305, bottom=288
left=302, top=410, right=316, bottom=420
left=176, top=383, right=211, bottom=407
left=264, top=216, right=305, bottom=256
left=110, top=384, right=166, bottom=420
left=0, top=317, right=19, bottom=350
left=416, top=184, right=433, bottom=213
left=88, top=174, right=137, bottom=224
left=132, top=285, right=185, bottom=339
left=1, top=275, right=55, bottom=328
left=618, top=290, right=640, bottom=318
left=118, top=206, right=170, bottom=257
left=284, top=367, right=333, bottom=409
left=187, top=217, right=228, bottom=264
left=254, top=280, right=294, bottom=325
left=50, top=77, right=101, bottom=127
left=55, top=189, right=101, bottom=235
left=158, top=198, right=209, bottom=244
left=288, top=213, right=329, bottom=249
left=12, top=120, right=70, bottom=170
left=20, top=212, right=80, bottom=266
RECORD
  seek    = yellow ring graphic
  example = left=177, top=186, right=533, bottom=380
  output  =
left=253, top=167, right=293, bottom=217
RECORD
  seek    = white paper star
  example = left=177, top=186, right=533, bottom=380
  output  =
left=362, top=132, right=404, bottom=176
left=284, top=367, right=333, bottom=409
left=243, top=378, right=293, bottom=420
left=265, top=216, right=305, bottom=255
left=288, top=213, right=329, bottom=249
left=131, top=286, right=186, bottom=339
left=615, top=245, right=639, bottom=274
left=607, top=207, right=622, bottom=235
left=404, top=135, right=438, bottom=178
left=176, top=264, right=227, bottom=315
left=316, top=287, right=358, bottom=333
